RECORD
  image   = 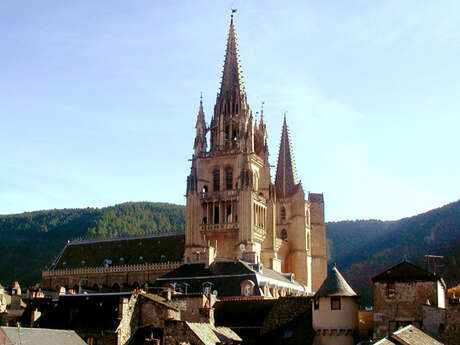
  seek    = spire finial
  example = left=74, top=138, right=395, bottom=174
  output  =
left=231, top=8, right=237, bottom=19
left=200, top=92, right=203, bottom=103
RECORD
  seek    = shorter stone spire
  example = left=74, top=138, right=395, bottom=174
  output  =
left=194, top=95, right=207, bottom=155
left=275, top=114, right=299, bottom=198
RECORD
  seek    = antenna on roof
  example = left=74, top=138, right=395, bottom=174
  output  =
left=425, top=255, right=444, bottom=275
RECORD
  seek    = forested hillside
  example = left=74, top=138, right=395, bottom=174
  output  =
left=0, top=202, right=185, bottom=286
left=1, top=199, right=459, bottom=304
left=329, top=199, right=460, bottom=305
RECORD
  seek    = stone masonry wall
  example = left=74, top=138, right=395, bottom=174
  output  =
left=373, top=281, right=437, bottom=340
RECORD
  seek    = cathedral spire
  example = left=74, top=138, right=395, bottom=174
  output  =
left=194, top=94, right=207, bottom=155
left=219, top=13, right=245, bottom=101
left=275, top=114, right=299, bottom=198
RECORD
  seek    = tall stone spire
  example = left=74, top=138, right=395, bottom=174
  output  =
left=210, top=12, right=250, bottom=153
left=219, top=13, right=245, bottom=101
left=194, top=95, right=207, bottom=155
left=275, top=115, right=299, bottom=198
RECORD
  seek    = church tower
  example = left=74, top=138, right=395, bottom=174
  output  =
left=185, top=14, right=327, bottom=292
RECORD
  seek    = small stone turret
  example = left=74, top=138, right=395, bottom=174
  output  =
left=312, top=264, right=359, bottom=345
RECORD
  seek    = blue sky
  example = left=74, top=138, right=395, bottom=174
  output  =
left=1, top=1, right=459, bottom=221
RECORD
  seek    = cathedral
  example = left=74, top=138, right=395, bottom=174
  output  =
left=184, top=14, right=327, bottom=292
left=42, top=14, right=327, bottom=296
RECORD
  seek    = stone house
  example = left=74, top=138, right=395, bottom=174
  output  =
left=372, top=261, right=447, bottom=340
left=21, top=290, right=240, bottom=345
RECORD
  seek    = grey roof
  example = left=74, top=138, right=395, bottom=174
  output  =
left=186, top=321, right=242, bottom=344
left=373, top=325, right=443, bottom=345
left=155, top=260, right=307, bottom=298
left=314, top=265, right=357, bottom=297
left=372, top=261, right=439, bottom=283
left=0, top=327, right=87, bottom=345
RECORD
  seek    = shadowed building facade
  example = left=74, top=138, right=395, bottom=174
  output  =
left=185, top=14, right=327, bottom=292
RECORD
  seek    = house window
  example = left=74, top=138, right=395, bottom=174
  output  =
left=280, top=207, right=286, bottom=223
left=225, top=168, right=233, bottom=190
left=387, top=282, right=396, bottom=299
left=213, top=169, right=220, bottom=191
left=331, top=296, right=341, bottom=310
left=314, top=299, right=319, bottom=310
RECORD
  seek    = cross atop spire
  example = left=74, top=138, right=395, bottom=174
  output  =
left=219, top=13, right=245, bottom=100
left=275, top=115, right=299, bottom=198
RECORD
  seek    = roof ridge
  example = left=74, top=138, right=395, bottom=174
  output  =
left=68, top=232, right=184, bottom=246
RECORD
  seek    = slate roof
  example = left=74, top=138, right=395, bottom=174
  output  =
left=28, top=292, right=133, bottom=331
left=373, top=325, right=443, bottom=345
left=314, top=265, right=357, bottom=297
left=215, top=299, right=277, bottom=328
left=154, top=260, right=308, bottom=298
left=372, top=261, right=440, bottom=283
left=51, top=233, right=184, bottom=269
left=186, top=321, right=242, bottom=344
left=0, top=327, right=87, bottom=345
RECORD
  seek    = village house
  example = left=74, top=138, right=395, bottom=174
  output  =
left=372, top=261, right=447, bottom=340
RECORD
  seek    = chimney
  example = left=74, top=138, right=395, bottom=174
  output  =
left=31, top=308, right=41, bottom=326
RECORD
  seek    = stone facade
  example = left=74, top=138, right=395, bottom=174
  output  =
left=185, top=15, right=327, bottom=293
left=372, top=262, right=446, bottom=340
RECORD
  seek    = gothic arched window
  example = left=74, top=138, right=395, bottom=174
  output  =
left=213, top=169, right=220, bottom=191
left=281, top=229, right=288, bottom=240
left=225, top=167, right=233, bottom=190
left=280, top=207, right=286, bottom=223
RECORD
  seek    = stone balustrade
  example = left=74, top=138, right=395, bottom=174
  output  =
left=200, top=223, right=239, bottom=232
left=42, top=260, right=184, bottom=277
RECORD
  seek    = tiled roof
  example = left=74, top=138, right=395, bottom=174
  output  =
left=215, top=299, right=277, bottom=328
left=0, top=327, right=87, bottom=345
left=52, top=234, right=184, bottom=269
left=186, top=321, right=242, bottom=344
left=32, top=292, right=133, bottom=331
left=139, top=292, right=178, bottom=311
left=372, top=261, right=439, bottom=283
left=374, top=325, right=443, bottom=345
left=155, top=260, right=307, bottom=298
left=315, top=265, right=357, bottom=297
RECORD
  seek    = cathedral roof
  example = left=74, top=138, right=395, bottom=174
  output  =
left=155, top=260, right=308, bottom=298
left=51, top=233, right=184, bottom=270
left=219, top=14, right=245, bottom=100
left=314, top=265, right=357, bottom=298
left=275, top=116, right=299, bottom=198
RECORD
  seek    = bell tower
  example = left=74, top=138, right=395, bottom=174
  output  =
left=184, top=13, right=326, bottom=292
left=185, top=13, right=271, bottom=265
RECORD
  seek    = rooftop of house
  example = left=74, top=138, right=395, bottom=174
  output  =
left=51, top=233, right=184, bottom=269
left=373, top=324, right=443, bottom=345
left=372, top=261, right=440, bottom=283
left=315, top=264, right=358, bottom=298
left=0, top=327, right=87, bottom=345
left=24, top=292, right=133, bottom=331
left=154, top=260, right=308, bottom=298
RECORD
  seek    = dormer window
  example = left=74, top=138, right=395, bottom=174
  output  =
left=81, top=260, right=86, bottom=266
left=161, top=255, right=166, bottom=261
left=120, top=257, right=125, bottom=263
left=139, top=256, right=143, bottom=261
